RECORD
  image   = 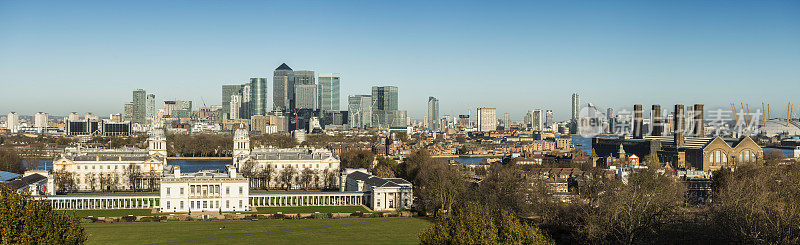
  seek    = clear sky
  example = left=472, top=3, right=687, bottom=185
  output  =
left=1, top=0, right=798, bottom=121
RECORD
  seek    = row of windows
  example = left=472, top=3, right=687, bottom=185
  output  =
left=165, top=200, right=244, bottom=210
left=709, top=150, right=757, bottom=165
left=165, top=186, right=244, bottom=196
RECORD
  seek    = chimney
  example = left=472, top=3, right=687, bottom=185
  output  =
left=674, top=105, right=685, bottom=134
left=693, top=104, right=704, bottom=137
left=652, top=105, right=662, bottom=136
left=633, top=104, right=643, bottom=139
left=173, top=166, right=181, bottom=178
left=227, top=165, right=237, bottom=178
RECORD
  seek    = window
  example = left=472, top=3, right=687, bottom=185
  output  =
left=239, top=187, right=243, bottom=195
left=226, top=200, right=230, bottom=208
left=166, top=187, right=171, bottom=195
left=216, top=201, right=219, bottom=208
left=191, top=186, right=195, bottom=194
left=180, top=188, right=184, bottom=195
left=239, top=200, right=242, bottom=207
left=226, top=187, right=230, bottom=195
left=166, top=201, right=170, bottom=209
left=715, top=151, right=721, bottom=164
left=203, top=201, right=207, bottom=208
left=191, top=201, right=194, bottom=209
left=744, top=150, right=751, bottom=162
left=180, top=201, right=184, bottom=209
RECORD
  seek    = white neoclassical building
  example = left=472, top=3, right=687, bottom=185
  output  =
left=232, top=128, right=340, bottom=189
left=341, top=169, right=413, bottom=211
left=52, top=130, right=168, bottom=192
left=159, top=165, right=249, bottom=213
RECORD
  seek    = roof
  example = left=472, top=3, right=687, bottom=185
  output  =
left=276, top=63, right=292, bottom=71
left=347, top=171, right=401, bottom=188
left=2, top=174, right=46, bottom=190
left=0, top=171, right=21, bottom=182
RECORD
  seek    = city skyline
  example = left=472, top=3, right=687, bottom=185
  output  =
left=1, top=1, right=799, bottom=120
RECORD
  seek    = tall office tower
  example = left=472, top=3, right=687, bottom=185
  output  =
left=571, top=93, right=580, bottom=133
left=477, top=108, right=497, bottom=132
left=6, top=112, right=19, bottom=133
left=34, top=112, right=48, bottom=129
left=294, top=84, right=317, bottom=110
left=532, top=109, right=543, bottom=131
left=545, top=110, right=554, bottom=128
left=221, top=84, right=243, bottom=117
left=294, top=70, right=315, bottom=85
left=500, top=112, right=508, bottom=130
left=318, top=73, right=340, bottom=111
left=273, top=63, right=294, bottom=111
left=348, top=95, right=372, bottom=129
left=250, top=78, right=268, bottom=116
left=427, top=97, right=439, bottom=132
left=229, top=94, right=242, bottom=120
left=146, top=94, right=156, bottom=119
left=67, top=112, right=80, bottom=122
left=524, top=111, right=533, bottom=128
left=371, top=86, right=399, bottom=128
left=130, top=89, right=147, bottom=124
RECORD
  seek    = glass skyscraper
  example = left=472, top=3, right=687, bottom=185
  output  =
left=273, top=63, right=294, bottom=112
left=250, top=78, right=267, bottom=116
left=132, top=89, right=146, bottom=124
left=222, top=84, right=243, bottom=117
left=318, top=73, right=340, bottom=112
left=371, top=86, right=399, bottom=128
left=348, top=95, right=371, bottom=128
left=427, top=96, right=439, bottom=132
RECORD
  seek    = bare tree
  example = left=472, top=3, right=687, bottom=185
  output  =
left=88, top=174, right=97, bottom=192
left=313, top=170, right=321, bottom=189
left=300, top=168, right=314, bottom=190
left=124, top=163, right=142, bottom=191
left=279, top=166, right=296, bottom=190
left=262, top=165, right=275, bottom=190
left=54, top=169, right=76, bottom=194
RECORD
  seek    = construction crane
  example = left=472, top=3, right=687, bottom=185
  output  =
left=730, top=103, right=739, bottom=124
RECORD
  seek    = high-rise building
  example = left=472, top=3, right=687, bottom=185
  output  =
left=222, top=84, right=243, bottom=117
left=427, top=97, right=439, bottom=132
left=532, top=109, right=543, bottom=131
left=123, top=103, right=134, bottom=122
left=371, top=86, right=399, bottom=129
left=250, top=78, right=268, bottom=116
left=318, top=73, right=340, bottom=111
left=348, top=95, right=372, bottom=128
left=164, top=100, right=192, bottom=118
left=545, top=110, right=554, bottom=128
left=240, top=84, right=252, bottom=119
left=294, top=84, right=317, bottom=110
left=294, top=70, right=315, bottom=85
left=503, top=112, right=510, bottom=130
left=571, top=93, right=580, bottom=133
left=477, top=108, right=497, bottom=132
left=84, top=112, right=98, bottom=121
left=273, top=63, right=294, bottom=112
left=6, top=112, right=19, bottom=133
left=458, top=115, right=470, bottom=128
left=67, top=112, right=80, bottom=122
left=146, top=94, right=156, bottom=120
left=230, top=94, right=242, bottom=120
left=34, top=112, right=48, bottom=129
left=130, top=89, right=147, bottom=124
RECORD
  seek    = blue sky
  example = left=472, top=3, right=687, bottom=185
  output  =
left=1, top=0, right=798, bottom=121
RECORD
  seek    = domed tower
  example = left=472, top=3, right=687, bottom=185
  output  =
left=148, top=129, right=167, bottom=156
left=233, top=127, right=251, bottom=160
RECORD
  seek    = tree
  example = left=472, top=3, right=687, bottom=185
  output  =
left=300, top=168, right=314, bottom=190
left=240, top=160, right=256, bottom=188
left=372, top=156, right=398, bottom=178
left=0, top=187, right=86, bottom=244
left=707, top=163, right=800, bottom=244
left=644, top=152, right=660, bottom=164
left=124, top=163, right=142, bottom=191
left=279, top=166, right=296, bottom=190
left=53, top=169, right=76, bottom=194
left=261, top=165, right=275, bottom=190
left=339, top=150, right=374, bottom=169
left=0, top=147, right=25, bottom=174
left=476, top=164, right=550, bottom=216
left=415, top=159, right=466, bottom=217
left=419, top=202, right=553, bottom=245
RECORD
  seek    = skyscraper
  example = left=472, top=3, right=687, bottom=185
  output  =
left=571, top=93, right=580, bottom=133
left=250, top=78, right=268, bottom=116
left=503, top=112, right=510, bottom=130
left=132, top=89, right=146, bottom=124
left=477, top=108, right=497, bottom=132
left=318, top=73, right=340, bottom=111
left=34, top=112, right=48, bottom=129
left=294, top=84, right=317, bottom=110
left=348, top=95, right=372, bottom=128
left=123, top=103, right=134, bottom=122
left=6, top=112, right=19, bottom=133
left=371, top=86, right=399, bottom=128
left=273, top=63, right=294, bottom=112
left=427, top=97, right=439, bottom=132
left=532, top=109, right=543, bottom=131
left=545, top=110, right=554, bottom=128
left=229, top=94, right=242, bottom=120
left=222, top=84, right=243, bottom=117
left=240, top=84, right=252, bottom=119
left=146, top=94, right=156, bottom=120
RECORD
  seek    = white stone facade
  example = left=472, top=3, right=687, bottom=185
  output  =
left=159, top=165, right=249, bottom=212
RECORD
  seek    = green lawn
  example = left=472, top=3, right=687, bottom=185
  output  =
left=255, top=205, right=369, bottom=214
left=83, top=218, right=431, bottom=244
left=64, top=209, right=157, bottom=217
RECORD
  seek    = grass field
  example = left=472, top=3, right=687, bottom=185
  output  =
left=255, top=206, right=369, bottom=214
left=83, top=218, right=431, bottom=244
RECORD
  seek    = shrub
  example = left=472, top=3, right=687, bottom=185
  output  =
left=121, top=216, right=136, bottom=222
left=271, top=213, right=286, bottom=219
left=313, top=213, right=328, bottom=219
left=350, top=212, right=364, bottom=217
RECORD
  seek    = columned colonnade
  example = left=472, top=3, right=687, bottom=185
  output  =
left=43, top=195, right=160, bottom=210
left=249, top=192, right=369, bottom=207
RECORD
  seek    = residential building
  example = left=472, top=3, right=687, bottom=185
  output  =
left=221, top=85, right=243, bottom=118
left=250, top=78, right=268, bottom=116
left=34, top=112, right=48, bottom=129
left=5, top=112, right=18, bottom=133
left=532, top=109, right=543, bottom=131
left=146, top=94, right=156, bottom=119
left=427, top=97, right=439, bottom=132
left=132, top=89, right=147, bottom=124
left=571, top=93, right=580, bottom=133
left=229, top=94, right=242, bottom=120
left=477, top=108, right=497, bottom=132
left=164, top=100, right=192, bottom=117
